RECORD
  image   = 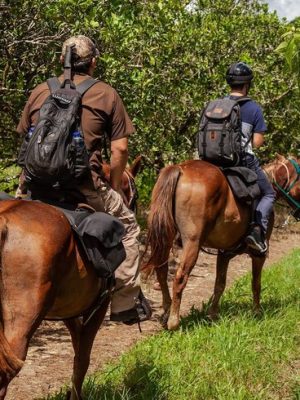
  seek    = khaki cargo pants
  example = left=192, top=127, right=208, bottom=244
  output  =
left=80, top=175, right=141, bottom=314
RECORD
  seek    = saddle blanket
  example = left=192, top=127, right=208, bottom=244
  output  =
left=222, top=166, right=260, bottom=203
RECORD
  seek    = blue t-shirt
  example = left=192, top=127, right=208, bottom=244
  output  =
left=230, top=96, right=267, bottom=155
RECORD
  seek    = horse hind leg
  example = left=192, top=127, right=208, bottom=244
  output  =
left=167, top=238, right=200, bottom=331
left=64, top=296, right=110, bottom=400
left=208, top=252, right=232, bottom=320
left=155, top=261, right=172, bottom=326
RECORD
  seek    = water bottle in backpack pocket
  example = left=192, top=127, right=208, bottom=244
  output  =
left=70, top=130, right=90, bottom=180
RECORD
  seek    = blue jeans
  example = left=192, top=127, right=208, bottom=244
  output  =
left=242, top=154, right=275, bottom=234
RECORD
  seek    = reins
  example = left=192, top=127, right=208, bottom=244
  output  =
left=272, top=158, right=300, bottom=221
left=123, top=169, right=139, bottom=211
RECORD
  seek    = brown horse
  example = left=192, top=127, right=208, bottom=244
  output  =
left=0, top=157, right=142, bottom=400
left=145, top=155, right=300, bottom=331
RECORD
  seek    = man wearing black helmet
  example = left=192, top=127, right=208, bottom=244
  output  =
left=226, top=62, right=275, bottom=254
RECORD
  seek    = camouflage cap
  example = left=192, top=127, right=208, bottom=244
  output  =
left=61, top=35, right=99, bottom=61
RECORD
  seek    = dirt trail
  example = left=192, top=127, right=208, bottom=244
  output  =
left=7, top=225, right=300, bottom=400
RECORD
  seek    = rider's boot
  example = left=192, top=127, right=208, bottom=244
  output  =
left=245, top=224, right=268, bottom=255
left=110, top=290, right=152, bottom=325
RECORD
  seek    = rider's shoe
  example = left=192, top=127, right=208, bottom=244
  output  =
left=110, top=290, right=152, bottom=325
left=245, top=225, right=268, bottom=254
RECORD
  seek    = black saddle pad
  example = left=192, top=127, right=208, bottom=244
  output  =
left=222, top=166, right=261, bottom=203
left=61, top=207, right=126, bottom=278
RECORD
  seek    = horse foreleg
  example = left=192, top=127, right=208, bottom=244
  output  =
left=168, top=239, right=200, bottom=331
left=64, top=297, right=110, bottom=400
left=208, top=253, right=232, bottom=320
left=251, top=256, right=266, bottom=315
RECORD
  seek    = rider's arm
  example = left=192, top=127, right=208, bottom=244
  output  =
left=110, top=137, right=128, bottom=191
left=252, top=104, right=267, bottom=149
left=109, top=89, right=134, bottom=192
left=253, top=133, right=264, bottom=148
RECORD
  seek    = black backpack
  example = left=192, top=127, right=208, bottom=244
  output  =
left=18, top=46, right=98, bottom=189
left=197, top=97, right=251, bottom=167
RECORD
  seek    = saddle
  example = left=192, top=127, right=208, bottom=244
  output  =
left=0, top=193, right=125, bottom=278
left=222, top=166, right=260, bottom=203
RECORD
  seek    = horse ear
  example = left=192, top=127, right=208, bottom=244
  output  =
left=275, top=153, right=285, bottom=162
left=130, top=155, right=143, bottom=177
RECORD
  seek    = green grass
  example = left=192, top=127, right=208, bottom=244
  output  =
left=45, top=250, right=300, bottom=400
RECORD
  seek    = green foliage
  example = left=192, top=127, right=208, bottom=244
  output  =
left=0, top=164, right=21, bottom=194
left=276, top=27, right=300, bottom=83
left=45, top=249, right=300, bottom=400
left=1, top=0, right=300, bottom=192
left=277, top=32, right=300, bottom=73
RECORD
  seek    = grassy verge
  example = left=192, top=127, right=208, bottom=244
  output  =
left=46, top=250, right=300, bottom=400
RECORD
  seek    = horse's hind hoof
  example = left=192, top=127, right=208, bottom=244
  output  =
left=207, top=305, right=219, bottom=322
left=253, top=306, right=263, bottom=318
left=66, top=391, right=83, bottom=400
left=167, top=315, right=180, bottom=331
left=207, top=311, right=219, bottom=322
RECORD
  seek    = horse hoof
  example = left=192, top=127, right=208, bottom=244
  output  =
left=159, top=312, right=169, bottom=329
left=207, top=304, right=219, bottom=321
left=207, top=310, right=219, bottom=322
left=66, top=391, right=82, bottom=400
left=167, top=316, right=180, bottom=331
left=253, top=306, right=263, bottom=317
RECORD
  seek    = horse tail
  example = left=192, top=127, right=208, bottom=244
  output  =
left=0, top=216, right=24, bottom=377
left=145, top=165, right=181, bottom=269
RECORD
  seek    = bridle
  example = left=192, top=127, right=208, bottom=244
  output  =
left=123, top=169, right=139, bottom=212
left=271, top=158, right=300, bottom=221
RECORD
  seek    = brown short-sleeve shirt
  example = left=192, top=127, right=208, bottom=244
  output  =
left=17, top=73, right=135, bottom=171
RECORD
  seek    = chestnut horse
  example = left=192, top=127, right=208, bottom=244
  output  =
left=145, top=155, right=300, bottom=331
left=0, top=157, right=141, bottom=400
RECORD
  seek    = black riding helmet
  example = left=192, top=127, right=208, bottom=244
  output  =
left=226, top=62, right=253, bottom=85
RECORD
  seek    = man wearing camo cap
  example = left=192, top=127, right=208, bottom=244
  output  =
left=16, top=35, right=152, bottom=325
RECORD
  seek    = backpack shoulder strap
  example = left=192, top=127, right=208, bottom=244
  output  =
left=47, top=77, right=61, bottom=93
left=235, top=96, right=251, bottom=104
left=76, top=78, right=99, bottom=96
